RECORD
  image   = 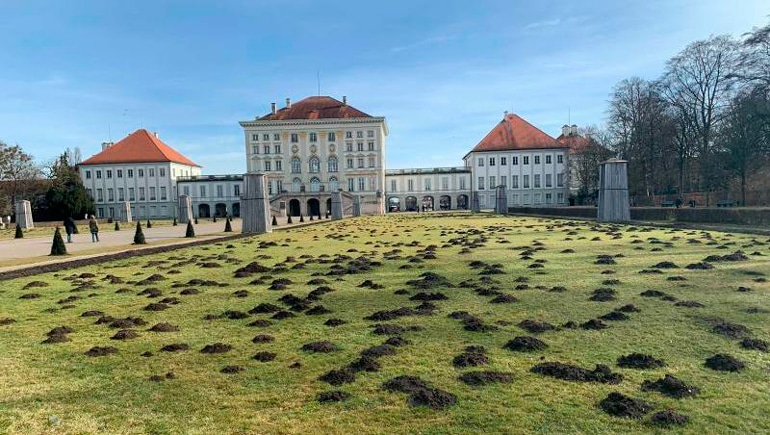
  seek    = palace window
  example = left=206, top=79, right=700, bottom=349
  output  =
left=329, top=177, right=338, bottom=192
left=159, top=168, right=165, bottom=177
left=368, top=141, right=374, bottom=151
left=117, top=169, right=123, bottom=178
left=357, top=142, right=364, bottom=152
left=264, top=145, right=270, bottom=154
left=161, top=187, right=167, bottom=200
left=534, top=174, right=541, bottom=188
left=557, top=173, right=564, bottom=187
left=534, top=156, right=540, bottom=164
left=557, top=155, right=563, bottom=164
left=85, top=170, right=91, bottom=179
left=545, top=174, right=552, bottom=187
left=275, top=160, right=282, bottom=171
left=523, top=175, right=530, bottom=188
left=264, top=161, right=271, bottom=171
left=367, top=130, right=374, bottom=138
left=512, top=175, right=519, bottom=188
left=328, top=132, right=336, bottom=142
left=512, top=156, right=518, bottom=165
left=106, top=170, right=112, bottom=179
left=310, top=177, right=321, bottom=192
left=346, top=158, right=353, bottom=169
left=489, top=157, right=495, bottom=166
left=274, top=133, right=280, bottom=141
left=478, top=158, right=484, bottom=167
left=128, top=169, right=133, bottom=178
left=291, top=157, right=301, bottom=173
left=523, top=156, right=529, bottom=165
left=309, top=132, right=317, bottom=142
left=346, top=131, right=352, bottom=139
left=139, top=187, right=145, bottom=201
left=501, top=157, right=507, bottom=165
left=346, top=142, right=353, bottom=152
left=274, top=144, right=281, bottom=154
left=107, top=188, right=114, bottom=201
left=546, top=155, right=552, bottom=164
left=309, top=156, right=320, bottom=173
left=478, top=177, right=485, bottom=190
left=328, top=156, right=338, bottom=172
left=356, top=131, right=363, bottom=138
left=263, top=134, right=270, bottom=141
left=290, top=133, right=298, bottom=143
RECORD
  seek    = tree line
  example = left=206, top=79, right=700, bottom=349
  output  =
left=595, top=20, right=770, bottom=206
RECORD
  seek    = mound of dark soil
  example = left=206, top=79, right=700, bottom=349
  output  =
left=249, top=303, right=281, bottom=314
left=221, top=310, right=249, bottom=320
left=504, top=336, right=548, bottom=352
left=740, top=338, right=768, bottom=351
left=149, top=323, right=179, bottom=332
left=361, top=344, right=397, bottom=358
left=144, top=303, right=170, bottom=311
left=408, top=388, right=457, bottom=409
left=599, top=311, right=630, bottom=321
left=348, top=356, right=381, bottom=372
left=252, top=334, right=274, bottom=343
left=221, top=365, right=245, bottom=374
left=581, top=319, right=609, bottom=330
left=138, top=288, right=163, bottom=297
left=318, top=390, right=351, bottom=403
left=0, top=318, right=17, bottom=326
left=248, top=319, right=273, bottom=327
left=324, top=318, right=347, bottom=327
left=599, top=392, right=652, bottom=419
left=47, top=326, right=74, bottom=336
left=111, top=329, right=140, bottom=340
left=490, top=294, right=518, bottom=304
left=23, top=281, right=49, bottom=289
left=705, top=354, right=745, bottom=372
left=650, top=410, right=689, bottom=427
left=81, top=310, right=104, bottom=317
left=252, top=351, right=277, bottom=362
left=179, top=288, right=201, bottom=295
left=617, top=353, right=665, bottom=369
left=704, top=252, right=749, bottom=262
left=409, top=292, right=448, bottom=301
left=301, top=341, right=339, bottom=353
left=674, top=300, right=704, bottom=308
left=161, top=343, right=189, bottom=352
left=641, top=374, right=699, bottom=398
left=42, top=334, right=70, bottom=344
left=271, top=311, right=296, bottom=320
left=232, top=290, right=249, bottom=298
left=616, top=304, right=640, bottom=313
left=382, top=375, right=431, bottom=394
left=549, top=286, right=567, bottom=293
left=85, top=346, right=118, bottom=357
left=640, top=290, right=667, bottom=298
left=384, top=336, right=411, bottom=347
left=452, top=352, right=489, bottom=368
left=590, top=288, right=616, bottom=302
left=108, top=317, right=147, bottom=328
left=305, top=305, right=332, bottom=315
left=200, top=343, right=232, bottom=354
left=711, top=321, right=751, bottom=339
left=518, top=320, right=556, bottom=333
left=19, top=293, right=41, bottom=299
left=405, top=272, right=454, bottom=289
left=531, top=362, right=622, bottom=383
left=458, top=371, right=514, bottom=387
left=652, top=261, right=679, bottom=269
left=372, top=324, right=407, bottom=335
left=685, top=262, right=713, bottom=270
left=319, top=368, right=356, bottom=386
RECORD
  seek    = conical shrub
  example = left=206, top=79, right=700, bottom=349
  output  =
left=224, top=218, right=232, bottom=232
left=287, top=215, right=293, bottom=224
left=213, top=216, right=217, bottom=223
left=14, top=224, right=23, bottom=239
left=173, top=218, right=177, bottom=226
left=272, top=215, right=278, bottom=226
left=185, top=221, right=195, bottom=238
left=114, top=221, right=120, bottom=231
left=133, top=221, right=146, bottom=244
left=194, top=217, right=198, bottom=224
left=50, top=227, right=67, bottom=256
left=146, top=219, right=152, bottom=229
left=299, top=214, right=305, bottom=223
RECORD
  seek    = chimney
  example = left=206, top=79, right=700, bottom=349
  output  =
left=286, top=97, right=291, bottom=109
left=271, top=102, right=277, bottom=114
left=561, top=125, right=570, bottom=136
left=154, top=132, right=159, bottom=138
left=101, top=141, right=113, bottom=151
left=571, top=124, right=578, bottom=135
left=342, top=96, right=347, bottom=106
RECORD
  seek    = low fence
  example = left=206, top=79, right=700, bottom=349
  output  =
left=508, top=206, right=770, bottom=226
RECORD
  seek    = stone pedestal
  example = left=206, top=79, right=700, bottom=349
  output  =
left=178, top=195, right=193, bottom=223
left=471, top=192, right=480, bottom=212
left=15, top=200, right=33, bottom=229
left=375, top=190, right=385, bottom=215
left=597, top=159, right=630, bottom=223
left=331, top=190, right=344, bottom=220
left=353, top=196, right=361, bottom=217
left=494, top=186, right=507, bottom=214
left=121, top=202, right=133, bottom=222
left=242, top=173, right=271, bottom=234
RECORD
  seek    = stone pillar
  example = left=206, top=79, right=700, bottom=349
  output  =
left=494, top=186, right=507, bottom=214
left=375, top=190, right=385, bottom=215
left=331, top=190, right=344, bottom=220
left=121, top=202, right=133, bottom=222
left=178, top=195, right=193, bottom=223
left=242, top=173, right=272, bottom=234
left=15, top=200, right=33, bottom=229
left=353, top=196, right=361, bottom=217
left=471, top=191, right=480, bottom=212
left=597, top=159, right=630, bottom=223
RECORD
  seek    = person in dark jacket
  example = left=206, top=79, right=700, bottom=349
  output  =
left=63, top=216, right=77, bottom=243
left=88, top=215, right=99, bottom=242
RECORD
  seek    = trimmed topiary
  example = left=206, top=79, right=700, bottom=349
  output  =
left=272, top=215, right=278, bottom=226
left=287, top=215, right=293, bottom=224
left=224, top=218, right=232, bottom=232
left=134, top=221, right=146, bottom=244
left=173, top=218, right=177, bottom=226
left=50, top=227, right=67, bottom=256
left=194, top=217, right=198, bottom=224
left=146, top=219, right=152, bottom=228
left=213, top=216, right=217, bottom=223
left=15, top=224, right=23, bottom=239
left=300, top=214, right=305, bottom=223
left=114, top=221, right=120, bottom=231
left=185, top=221, right=195, bottom=238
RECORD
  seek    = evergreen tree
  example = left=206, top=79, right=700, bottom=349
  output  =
left=146, top=219, right=152, bottom=228
left=133, top=221, right=146, bottom=244
left=44, top=151, right=94, bottom=220
left=272, top=215, right=278, bottom=226
left=114, top=221, right=120, bottom=231
left=287, top=215, right=293, bottom=224
left=299, top=214, right=305, bottom=223
left=15, top=223, right=23, bottom=239
left=224, top=218, right=232, bottom=232
left=50, top=227, right=67, bottom=255
left=185, top=221, right=195, bottom=238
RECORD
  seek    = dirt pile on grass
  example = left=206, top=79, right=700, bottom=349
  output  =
left=148, top=323, right=179, bottom=332
left=531, top=362, right=622, bottom=383
left=111, top=329, right=140, bottom=340
left=85, top=346, right=118, bottom=357
left=317, top=390, right=351, bottom=403
left=599, top=392, right=653, bottom=419
left=382, top=375, right=457, bottom=409
left=616, top=353, right=665, bottom=369
left=319, top=368, right=356, bottom=386
left=504, top=336, right=548, bottom=352
left=641, top=375, right=699, bottom=398
left=740, top=338, right=768, bottom=351
left=201, top=343, right=232, bottom=354
left=252, top=351, right=276, bottom=362
left=705, top=354, right=745, bottom=371
left=301, top=341, right=339, bottom=353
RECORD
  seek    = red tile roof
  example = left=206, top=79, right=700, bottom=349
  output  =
left=469, top=114, right=565, bottom=154
left=80, top=129, right=200, bottom=167
left=556, top=133, right=592, bottom=153
left=259, top=96, right=372, bottom=120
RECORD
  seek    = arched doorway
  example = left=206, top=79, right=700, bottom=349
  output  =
left=457, top=194, right=468, bottom=210
left=326, top=198, right=332, bottom=215
left=405, top=196, right=418, bottom=212
left=307, top=198, right=320, bottom=217
left=422, top=196, right=434, bottom=211
left=232, top=202, right=240, bottom=217
left=439, top=195, right=451, bottom=210
left=289, top=199, right=301, bottom=216
left=198, top=204, right=211, bottom=218
left=388, top=197, right=401, bottom=212
left=215, top=203, right=227, bottom=217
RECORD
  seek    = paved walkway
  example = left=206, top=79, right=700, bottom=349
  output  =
left=0, top=217, right=313, bottom=273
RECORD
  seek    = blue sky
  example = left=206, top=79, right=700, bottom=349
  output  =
left=1, top=0, right=768, bottom=174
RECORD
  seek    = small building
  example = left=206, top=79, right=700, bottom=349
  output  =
left=78, top=129, right=201, bottom=219
left=385, top=167, right=471, bottom=211
left=176, top=174, right=243, bottom=218
left=463, top=114, right=571, bottom=209
left=239, top=96, right=387, bottom=216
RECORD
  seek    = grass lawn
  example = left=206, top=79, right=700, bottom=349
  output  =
left=0, top=214, right=768, bottom=434
left=0, top=219, right=178, bottom=241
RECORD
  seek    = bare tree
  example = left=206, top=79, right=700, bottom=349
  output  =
left=733, top=20, right=770, bottom=92
left=0, top=141, right=42, bottom=214
left=661, top=35, right=740, bottom=204
left=569, top=126, right=614, bottom=203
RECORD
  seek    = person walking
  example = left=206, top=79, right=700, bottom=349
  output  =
left=88, top=215, right=99, bottom=242
left=63, top=216, right=76, bottom=243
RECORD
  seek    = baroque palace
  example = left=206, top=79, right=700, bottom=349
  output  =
left=78, top=95, right=587, bottom=219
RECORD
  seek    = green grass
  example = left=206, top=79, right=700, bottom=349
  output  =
left=0, top=214, right=768, bottom=434
left=0, top=219, right=178, bottom=241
